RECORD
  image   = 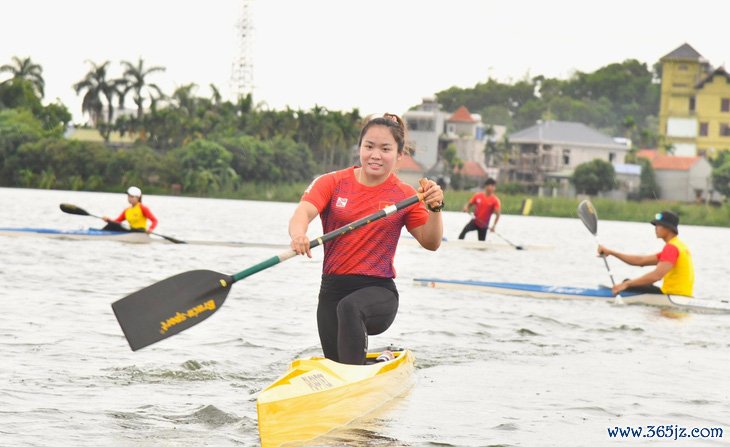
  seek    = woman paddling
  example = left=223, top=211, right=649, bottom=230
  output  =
left=103, top=186, right=158, bottom=233
left=288, top=113, right=444, bottom=365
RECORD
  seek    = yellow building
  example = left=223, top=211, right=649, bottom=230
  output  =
left=658, top=43, right=730, bottom=157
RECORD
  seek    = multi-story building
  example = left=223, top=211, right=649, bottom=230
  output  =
left=506, top=120, right=629, bottom=190
left=403, top=97, right=448, bottom=170
left=404, top=100, right=496, bottom=174
left=658, top=43, right=730, bottom=156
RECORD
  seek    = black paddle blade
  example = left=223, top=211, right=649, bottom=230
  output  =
left=153, top=232, right=187, bottom=244
left=111, top=270, right=234, bottom=351
left=577, top=200, right=598, bottom=235
left=60, top=203, right=91, bottom=216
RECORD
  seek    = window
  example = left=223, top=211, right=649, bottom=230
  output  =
left=722, top=98, right=730, bottom=112
left=689, top=97, right=696, bottom=112
left=720, top=123, right=730, bottom=137
left=699, top=122, right=709, bottom=136
left=562, top=149, right=570, bottom=165
left=608, top=152, right=616, bottom=162
left=678, top=64, right=688, bottom=71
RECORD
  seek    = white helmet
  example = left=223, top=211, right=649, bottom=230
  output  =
left=126, top=186, right=142, bottom=197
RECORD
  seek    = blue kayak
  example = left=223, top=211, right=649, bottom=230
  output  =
left=0, top=227, right=151, bottom=243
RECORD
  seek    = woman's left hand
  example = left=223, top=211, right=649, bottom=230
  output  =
left=418, top=178, right=444, bottom=210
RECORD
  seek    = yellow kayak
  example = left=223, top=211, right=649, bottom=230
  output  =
left=257, top=349, right=415, bottom=447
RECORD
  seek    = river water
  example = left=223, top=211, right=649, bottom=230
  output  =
left=1, top=187, right=728, bottom=447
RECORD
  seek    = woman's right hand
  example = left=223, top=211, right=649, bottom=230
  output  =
left=597, top=244, right=612, bottom=257
left=103, top=216, right=111, bottom=222
left=291, top=234, right=312, bottom=258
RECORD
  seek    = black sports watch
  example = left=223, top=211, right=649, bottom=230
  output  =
left=427, top=200, right=444, bottom=212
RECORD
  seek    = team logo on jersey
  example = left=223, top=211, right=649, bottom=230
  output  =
left=336, top=197, right=348, bottom=208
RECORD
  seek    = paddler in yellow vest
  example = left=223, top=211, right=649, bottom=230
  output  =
left=103, top=186, right=159, bottom=233
left=598, top=210, right=694, bottom=297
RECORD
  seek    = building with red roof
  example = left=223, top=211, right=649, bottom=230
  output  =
left=637, top=150, right=714, bottom=202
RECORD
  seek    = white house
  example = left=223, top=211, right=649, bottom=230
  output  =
left=443, top=105, right=488, bottom=166
left=638, top=150, right=714, bottom=202
left=403, top=97, right=448, bottom=170
left=506, top=120, right=630, bottom=188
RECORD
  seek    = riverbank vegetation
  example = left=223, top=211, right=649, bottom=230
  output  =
left=1, top=55, right=729, bottom=227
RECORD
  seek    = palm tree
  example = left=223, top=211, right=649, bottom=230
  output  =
left=0, top=56, right=45, bottom=98
left=73, top=60, right=122, bottom=140
left=171, top=83, right=198, bottom=116
left=120, top=57, right=165, bottom=120
left=209, top=83, right=222, bottom=106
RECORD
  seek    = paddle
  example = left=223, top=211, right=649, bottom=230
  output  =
left=111, top=192, right=424, bottom=351
left=59, top=203, right=186, bottom=244
left=577, top=200, right=623, bottom=305
left=493, top=231, right=524, bottom=250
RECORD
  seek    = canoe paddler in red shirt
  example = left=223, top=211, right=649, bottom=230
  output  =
left=459, top=178, right=501, bottom=241
left=288, top=113, right=444, bottom=365
left=103, top=186, right=159, bottom=233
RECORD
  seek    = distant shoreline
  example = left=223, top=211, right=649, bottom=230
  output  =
left=3, top=185, right=728, bottom=228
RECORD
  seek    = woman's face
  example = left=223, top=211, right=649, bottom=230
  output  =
left=359, top=125, right=401, bottom=180
left=127, top=195, right=140, bottom=205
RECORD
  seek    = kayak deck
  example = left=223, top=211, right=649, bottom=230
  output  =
left=257, top=349, right=415, bottom=447
left=413, top=278, right=730, bottom=314
left=0, top=227, right=152, bottom=243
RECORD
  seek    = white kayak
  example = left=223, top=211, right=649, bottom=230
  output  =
left=0, top=227, right=152, bottom=243
left=0, top=227, right=293, bottom=248
left=413, top=278, right=730, bottom=314
left=399, top=235, right=552, bottom=251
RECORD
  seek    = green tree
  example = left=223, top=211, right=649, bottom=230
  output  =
left=169, top=139, right=235, bottom=193
left=120, top=57, right=165, bottom=121
left=105, top=145, right=165, bottom=189
left=712, top=159, right=730, bottom=198
left=0, top=56, right=45, bottom=98
left=0, top=78, right=70, bottom=131
left=6, top=138, right=110, bottom=189
left=0, top=109, right=46, bottom=184
left=638, top=158, right=660, bottom=199
left=571, top=159, right=615, bottom=195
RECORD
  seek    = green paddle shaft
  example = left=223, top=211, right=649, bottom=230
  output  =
left=231, top=193, right=423, bottom=282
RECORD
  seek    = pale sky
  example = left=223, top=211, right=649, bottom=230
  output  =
left=2, top=0, right=729, bottom=122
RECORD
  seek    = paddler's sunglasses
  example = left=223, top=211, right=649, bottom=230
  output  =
left=655, top=213, right=663, bottom=220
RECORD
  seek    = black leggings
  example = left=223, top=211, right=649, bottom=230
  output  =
left=625, top=284, right=663, bottom=294
left=317, top=275, right=399, bottom=365
left=458, top=219, right=488, bottom=241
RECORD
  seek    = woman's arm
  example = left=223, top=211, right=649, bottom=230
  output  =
left=288, top=201, right=320, bottom=258
left=408, top=179, right=443, bottom=251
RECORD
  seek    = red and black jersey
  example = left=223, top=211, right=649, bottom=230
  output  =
left=302, top=167, right=429, bottom=278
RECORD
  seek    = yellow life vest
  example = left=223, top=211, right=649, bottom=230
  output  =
left=124, top=203, right=148, bottom=230
left=660, top=236, right=694, bottom=296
